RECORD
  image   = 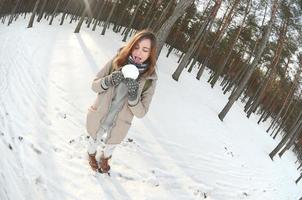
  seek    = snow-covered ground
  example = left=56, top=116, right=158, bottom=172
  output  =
left=0, top=16, right=301, bottom=200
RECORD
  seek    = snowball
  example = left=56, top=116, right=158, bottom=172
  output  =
left=122, top=64, right=139, bottom=79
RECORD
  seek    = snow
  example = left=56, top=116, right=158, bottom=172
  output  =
left=122, top=64, right=139, bottom=79
left=0, top=16, right=301, bottom=200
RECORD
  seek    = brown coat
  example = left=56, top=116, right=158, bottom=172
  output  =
left=86, top=59, right=157, bottom=144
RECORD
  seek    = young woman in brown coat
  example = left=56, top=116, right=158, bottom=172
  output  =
left=86, top=30, right=158, bottom=173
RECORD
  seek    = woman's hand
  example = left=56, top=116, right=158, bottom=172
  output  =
left=124, top=78, right=139, bottom=102
left=103, top=71, right=124, bottom=88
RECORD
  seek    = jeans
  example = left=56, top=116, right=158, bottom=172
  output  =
left=87, top=127, right=116, bottom=158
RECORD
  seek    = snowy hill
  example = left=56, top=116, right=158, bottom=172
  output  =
left=0, top=18, right=301, bottom=200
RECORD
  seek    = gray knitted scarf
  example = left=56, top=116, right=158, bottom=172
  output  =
left=127, top=56, right=149, bottom=74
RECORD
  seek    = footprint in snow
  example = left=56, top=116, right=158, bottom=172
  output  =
left=224, top=146, right=234, bottom=157
left=69, top=139, right=75, bottom=144
left=121, top=138, right=141, bottom=150
left=56, top=112, right=67, bottom=119
left=242, top=192, right=248, bottom=196
left=34, top=176, right=48, bottom=193
left=53, top=146, right=63, bottom=153
left=143, top=176, right=160, bottom=187
left=68, top=135, right=89, bottom=151
left=30, top=144, right=42, bottom=155
left=116, top=172, right=136, bottom=181
left=188, top=184, right=213, bottom=199
left=35, top=176, right=43, bottom=185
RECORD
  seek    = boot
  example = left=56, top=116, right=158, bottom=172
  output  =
left=88, top=152, right=98, bottom=171
left=98, top=155, right=112, bottom=173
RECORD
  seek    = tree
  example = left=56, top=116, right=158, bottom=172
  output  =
left=60, top=0, right=71, bottom=25
left=138, top=0, right=156, bottom=30
left=92, top=0, right=107, bottom=31
left=155, top=0, right=194, bottom=58
left=49, top=0, right=61, bottom=25
left=37, top=0, right=48, bottom=22
left=27, top=0, right=41, bottom=28
left=269, top=110, right=302, bottom=160
left=208, top=0, right=250, bottom=88
left=247, top=26, right=288, bottom=119
left=153, top=0, right=175, bottom=32
left=200, top=0, right=241, bottom=85
left=8, top=0, right=21, bottom=26
left=113, top=0, right=132, bottom=32
left=296, top=173, right=302, bottom=184
left=218, top=0, right=279, bottom=121
left=122, top=0, right=144, bottom=41
left=74, top=1, right=92, bottom=33
left=101, top=0, right=118, bottom=35
left=171, top=0, right=221, bottom=81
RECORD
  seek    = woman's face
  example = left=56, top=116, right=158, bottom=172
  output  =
left=131, top=38, right=151, bottom=64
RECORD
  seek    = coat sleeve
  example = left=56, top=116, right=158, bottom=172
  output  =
left=128, top=79, right=157, bottom=118
left=91, top=60, right=112, bottom=93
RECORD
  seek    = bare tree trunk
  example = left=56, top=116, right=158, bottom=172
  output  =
left=153, top=0, right=175, bottom=32
left=8, top=0, right=21, bottom=26
left=177, top=52, right=184, bottom=63
left=37, top=0, right=48, bottom=22
left=278, top=130, right=302, bottom=157
left=101, top=1, right=118, bottom=35
left=138, top=0, right=156, bottom=30
left=298, top=162, right=302, bottom=170
left=113, top=0, right=132, bottom=32
left=87, top=0, right=100, bottom=28
left=195, top=23, right=218, bottom=80
left=247, top=70, right=276, bottom=117
left=122, top=0, right=144, bottom=41
left=276, top=90, right=302, bottom=134
left=244, top=69, right=269, bottom=112
left=189, top=4, right=222, bottom=77
left=218, top=0, right=279, bottom=121
left=186, top=1, right=215, bottom=73
left=209, top=0, right=250, bottom=87
left=257, top=89, right=278, bottom=124
left=27, top=0, right=41, bottom=28
left=269, top=89, right=294, bottom=136
left=0, top=0, right=5, bottom=19
left=269, top=71, right=301, bottom=136
left=75, top=2, right=92, bottom=33
left=296, top=173, right=302, bottom=184
left=247, top=18, right=288, bottom=119
left=166, top=45, right=174, bottom=57
left=70, top=4, right=82, bottom=23
left=202, top=0, right=240, bottom=83
left=92, top=3, right=106, bottom=31
left=60, top=0, right=71, bottom=25
left=49, top=0, right=61, bottom=25
left=272, top=100, right=295, bottom=135
left=269, top=110, right=302, bottom=160
left=171, top=0, right=221, bottom=81
left=156, top=0, right=194, bottom=58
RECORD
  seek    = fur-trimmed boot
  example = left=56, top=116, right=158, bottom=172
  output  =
left=98, top=155, right=112, bottom=173
left=88, top=153, right=98, bottom=171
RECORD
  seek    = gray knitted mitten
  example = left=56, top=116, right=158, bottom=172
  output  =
left=124, top=78, right=139, bottom=101
left=104, top=71, right=124, bottom=87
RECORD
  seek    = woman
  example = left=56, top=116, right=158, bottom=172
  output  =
left=86, top=30, right=158, bottom=173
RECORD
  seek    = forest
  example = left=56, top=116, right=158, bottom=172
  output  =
left=0, top=0, right=302, bottom=185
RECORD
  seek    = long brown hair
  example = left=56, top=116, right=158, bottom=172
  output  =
left=113, top=29, right=157, bottom=77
